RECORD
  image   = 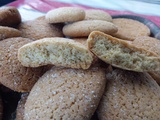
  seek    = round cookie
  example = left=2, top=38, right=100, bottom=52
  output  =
left=84, top=9, right=112, bottom=22
left=63, top=20, right=118, bottom=37
left=46, top=7, right=85, bottom=23
left=0, top=6, right=21, bottom=27
left=0, top=37, right=47, bottom=92
left=24, top=66, right=106, bottom=120
left=0, top=26, right=21, bottom=40
left=132, top=36, right=160, bottom=56
left=18, top=18, right=63, bottom=40
left=16, top=93, right=29, bottom=120
left=112, top=18, right=150, bottom=41
left=97, top=68, right=160, bottom=120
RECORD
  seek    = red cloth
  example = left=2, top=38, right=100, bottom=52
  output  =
left=8, top=0, right=160, bottom=27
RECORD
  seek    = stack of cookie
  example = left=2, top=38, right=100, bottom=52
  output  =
left=0, top=6, right=159, bottom=120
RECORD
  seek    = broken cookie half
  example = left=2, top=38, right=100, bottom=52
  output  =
left=87, top=31, right=160, bottom=72
left=18, top=37, right=93, bottom=69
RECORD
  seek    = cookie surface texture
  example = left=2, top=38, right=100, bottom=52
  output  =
left=0, top=37, right=46, bottom=92
left=0, top=6, right=21, bottom=27
left=18, top=37, right=93, bottom=69
left=112, top=18, right=150, bottom=41
left=63, top=20, right=118, bottom=37
left=24, top=66, right=106, bottom=120
left=18, top=18, right=63, bottom=40
left=87, top=31, right=160, bottom=72
left=84, top=9, right=112, bottom=22
left=0, top=26, right=21, bottom=40
left=46, top=7, right=85, bottom=23
left=97, top=68, right=160, bottom=120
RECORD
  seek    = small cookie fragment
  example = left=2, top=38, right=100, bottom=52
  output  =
left=0, top=6, right=21, bottom=27
left=24, top=66, right=106, bottom=120
left=112, top=18, right=150, bottom=41
left=0, top=37, right=47, bottom=92
left=46, top=7, right=85, bottom=23
left=63, top=20, right=118, bottom=37
left=0, top=26, right=21, bottom=40
left=85, top=9, right=112, bottom=22
left=97, top=69, right=160, bottom=120
left=18, top=37, right=93, bottom=69
left=87, top=31, right=160, bottom=72
left=16, top=93, right=29, bottom=120
left=18, top=18, right=63, bottom=40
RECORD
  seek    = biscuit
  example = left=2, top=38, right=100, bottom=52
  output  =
left=0, top=6, right=21, bottom=27
left=131, top=36, right=160, bottom=84
left=112, top=18, right=150, bottom=41
left=18, top=19, right=63, bottom=40
left=84, top=9, right=112, bottom=22
left=16, top=93, right=29, bottom=120
left=0, top=37, right=47, bottom=92
left=97, top=68, right=160, bottom=120
left=24, top=66, right=106, bottom=120
left=46, top=7, right=85, bottom=23
left=87, top=31, right=160, bottom=72
left=18, top=37, right=93, bottom=69
left=132, top=36, right=160, bottom=56
left=0, top=26, right=21, bottom=40
left=63, top=20, right=118, bottom=37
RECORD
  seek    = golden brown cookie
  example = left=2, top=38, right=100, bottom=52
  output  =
left=87, top=31, right=160, bottom=72
left=63, top=20, right=118, bottom=37
left=18, top=37, right=93, bottom=69
left=0, top=26, right=21, bottom=40
left=0, top=6, right=21, bottom=27
left=46, top=7, right=85, bottom=23
left=112, top=18, right=150, bottom=41
left=24, top=66, right=106, bottom=120
left=97, top=68, right=160, bottom=120
left=84, top=9, right=112, bottom=22
left=18, top=18, right=63, bottom=40
left=16, top=93, right=29, bottom=120
left=0, top=37, right=47, bottom=92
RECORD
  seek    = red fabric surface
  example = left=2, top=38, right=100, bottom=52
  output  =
left=8, top=0, right=160, bottom=27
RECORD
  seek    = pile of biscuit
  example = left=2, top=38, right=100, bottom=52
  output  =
left=0, top=6, right=159, bottom=120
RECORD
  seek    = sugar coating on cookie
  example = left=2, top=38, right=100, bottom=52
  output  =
left=84, top=9, right=112, bottom=22
left=0, top=6, right=21, bottom=27
left=0, top=26, right=21, bottom=40
left=87, top=31, right=160, bottom=72
left=46, top=7, right=85, bottom=23
left=18, top=18, right=63, bottom=40
left=18, top=37, right=93, bottom=69
left=112, top=18, right=150, bottom=41
left=97, top=69, right=160, bottom=120
left=63, top=20, right=118, bottom=37
left=24, top=66, right=106, bottom=120
left=0, top=37, right=47, bottom=92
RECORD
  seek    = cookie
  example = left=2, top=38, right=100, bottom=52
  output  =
left=18, top=37, right=93, bottom=69
left=132, top=36, right=160, bottom=56
left=84, top=9, right=112, bottom=22
left=0, top=37, right=47, bottom=92
left=18, top=18, right=63, bottom=40
left=0, top=6, right=21, bottom=27
left=0, top=26, right=21, bottom=40
left=63, top=20, right=118, bottom=37
left=46, top=7, right=85, bottom=23
left=87, top=31, right=160, bottom=72
left=112, top=18, right=150, bottom=41
left=24, top=66, right=106, bottom=120
left=16, top=93, right=29, bottom=120
left=97, top=68, right=160, bottom=120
